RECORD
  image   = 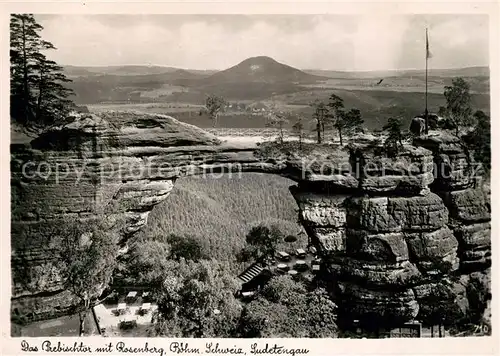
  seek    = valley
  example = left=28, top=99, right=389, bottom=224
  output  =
left=67, top=57, right=489, bottom=131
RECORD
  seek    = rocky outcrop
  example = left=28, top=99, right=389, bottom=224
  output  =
left=345, top=194, right=449, bottom=233
left=328, top=146, right=460, bottom=324
left=338, top=282, right=420, bottom=324
left=295, top=132, right=490, bottom=326
left=349, top=143, right=434, bottom=194
left=10, top=111, right=357, bottom=320
left=414, top=132, right=491, bottom=271
left=10, top=113, right=491, bottom=329
left=11, top=112, right=246, bottom=319
left=413, top=132, right=480, bottom=190
left=290, top=139, right=471, bottom=325
left=405, top=227, right=460, bottom=274
left=440, top=188, right=490, bottom=223
left=290, top=187, right=349, bottom=253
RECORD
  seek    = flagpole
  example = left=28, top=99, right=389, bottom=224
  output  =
left=425, top=27, right=429, bottom=134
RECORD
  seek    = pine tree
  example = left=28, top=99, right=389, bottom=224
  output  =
left=10, top=14, right=74, bottom=128
left=326, top=94, right=364, bottom=145
left=326, top=93, right=345, bottom=143
left=266, top=108, right=289, bottom=145
left=441, top=77, right=474, bottom=136
left=292, top=114, right=305, bottom=150
left=201, top=94, right=226, bottom=128
left=470, top=110, right=491, bottom=172
left=32, top=51, right=74, bottom=124
left=310, top=100, right=327, bottom=144
left=383, top=117, right=405, bottom=157
left=341, top=108, right=364, bottom=143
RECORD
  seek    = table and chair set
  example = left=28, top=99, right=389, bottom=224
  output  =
left=275, top=248, right=321, bottom=274
left=115, top=291, right=151, bottom=312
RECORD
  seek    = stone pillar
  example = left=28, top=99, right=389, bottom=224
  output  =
left=333, top=144, right=458, bottom=326
left=411, top=132, right=491, bottom=330
left=290, top=183, right=350, bottom=254
left=414, top=132, right=491, bottom=271
left=291, top=141, right=464, bottom=326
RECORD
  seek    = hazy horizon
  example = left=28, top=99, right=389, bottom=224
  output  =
left=36, top=14, right=489, bottom=71
left=61, top=61, right=489, bottom=72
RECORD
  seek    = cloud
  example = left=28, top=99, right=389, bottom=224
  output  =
left=36, top=14, right=489, bottom=70
left=349, top=15, right=412, bottom=71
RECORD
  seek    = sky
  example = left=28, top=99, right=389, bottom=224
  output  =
left=35, top=14, right=489, bottom=71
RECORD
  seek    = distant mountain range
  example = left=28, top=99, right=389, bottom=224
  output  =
left=64, top=58, right=489, bottom=81
left=62, top=56, right=489, bottom=130
left=64, top=65, right=218, bottom=77
left=305, top=66, right=490, bottom=79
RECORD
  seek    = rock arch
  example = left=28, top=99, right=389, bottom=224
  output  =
left=10, top=112, right=491, bottom=328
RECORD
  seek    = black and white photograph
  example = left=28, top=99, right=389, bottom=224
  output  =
left=6, top=6, right=494, bottom=344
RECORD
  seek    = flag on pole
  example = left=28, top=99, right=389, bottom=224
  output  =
left=426, top=28, right=432, bottom=59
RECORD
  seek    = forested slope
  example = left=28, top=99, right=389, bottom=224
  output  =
left=137, top=173, right=304, bottom=263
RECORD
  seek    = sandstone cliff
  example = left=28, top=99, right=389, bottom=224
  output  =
left=11, top=112, right=491, bottom=329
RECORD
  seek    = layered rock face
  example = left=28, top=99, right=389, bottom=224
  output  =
left=10, top=111, right=354, bottom=319
left=292, top=136, right=491, bottom=326
left=11, top=112, right=260, bottom=320
left=414, top=133, right=491, bottom=271
left=11, top=114, right=491, bottom=328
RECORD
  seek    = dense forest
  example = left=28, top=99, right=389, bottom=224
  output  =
left=113, top=173, right=337, bottom=337
left=136, top=173, right=305, bottom=268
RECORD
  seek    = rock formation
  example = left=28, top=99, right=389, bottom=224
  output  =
left=292, top=133, right=490, bottom=327
left=414, top=132, right=491, bottom=271
left=10, top=112, right=491, bottom=330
